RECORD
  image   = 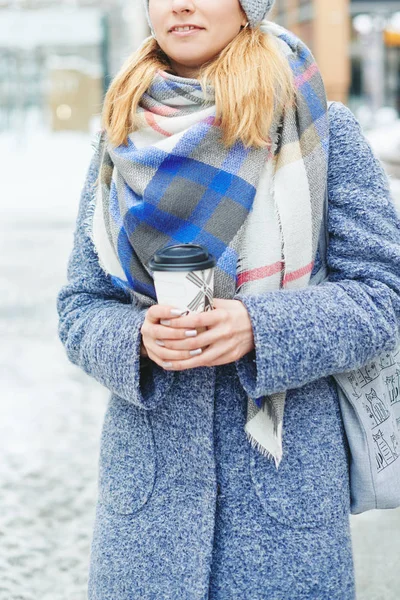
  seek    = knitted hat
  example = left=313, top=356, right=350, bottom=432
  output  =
left=143, top=0, right=275, bottom=30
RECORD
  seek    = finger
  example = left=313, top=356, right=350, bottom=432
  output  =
left=144, top=346, right=164, bottom=369
left=146, top=342, right=204, bottom=363
left=145, top=344, right=191, bottom=370
left=145, top=304, right=189, bottom=324
left=165, top=308, right=223, bottom=330
left=212, top=299, right=232, bottom=310
left=150, top=324, right=200, bottom=341
left=156, top=327, right=221, bottom=351
left=162, top=345, right=223, bottom=371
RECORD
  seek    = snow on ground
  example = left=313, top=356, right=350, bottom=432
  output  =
left=0, top=123, right=399, bottom=600
left=0, top=128, right=108, bottom=600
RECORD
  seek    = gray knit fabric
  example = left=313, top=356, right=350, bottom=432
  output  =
left=142, top=0, right=275, bottom=29
left=240, top=0, right=275, bottom=26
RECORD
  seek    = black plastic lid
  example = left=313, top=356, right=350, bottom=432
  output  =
left=148, top=244, right=216, bottom=272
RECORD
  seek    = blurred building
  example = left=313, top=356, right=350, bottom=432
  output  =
left=0, top=0, right=149, bottom=133
left=271, top=0, right=351, bottom=103
left=271, top=0, right=400, bottom=116
left=350, top=2, right=400, bottom=116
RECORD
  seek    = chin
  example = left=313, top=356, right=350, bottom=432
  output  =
left=169, top=53, right=212, bottom=68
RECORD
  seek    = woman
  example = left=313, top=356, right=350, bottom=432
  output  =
left=57, top=0, right=400, bottom=598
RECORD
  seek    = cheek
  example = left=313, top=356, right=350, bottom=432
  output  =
left=200, top=27, right=239, bottom=59
left=148, top=2, right=165, bottom=32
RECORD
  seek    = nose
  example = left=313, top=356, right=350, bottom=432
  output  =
left=171, top=0, right=195, bottom=14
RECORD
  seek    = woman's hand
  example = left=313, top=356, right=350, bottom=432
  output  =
left=140, top=299, right=255, bottom=371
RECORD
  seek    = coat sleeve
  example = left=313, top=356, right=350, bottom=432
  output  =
left=234, top=102, right=400, bottom=398
left=56, top=146, right=175, bottom=410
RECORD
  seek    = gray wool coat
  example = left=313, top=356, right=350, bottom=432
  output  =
left=57, top=102, right=400, bottom=599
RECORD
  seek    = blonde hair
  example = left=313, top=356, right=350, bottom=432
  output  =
left=102, top=26, right=296, bottom=149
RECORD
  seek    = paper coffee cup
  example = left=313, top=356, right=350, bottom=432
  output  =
left=148, top=244, right=216, bottom=313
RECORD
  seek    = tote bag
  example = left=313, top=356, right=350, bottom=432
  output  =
left=325, top=103, right=400, bottom=514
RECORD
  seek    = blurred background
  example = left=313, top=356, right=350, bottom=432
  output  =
left=0, top=1, right=399, bottom=599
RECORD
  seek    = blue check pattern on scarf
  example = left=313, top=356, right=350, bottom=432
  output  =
left=94, top=23, right=329, bottom=303
left=110, top=130, right=258, bottom=299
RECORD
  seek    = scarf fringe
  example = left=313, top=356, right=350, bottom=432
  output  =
left=82, top=178, right=120, bottom=287
left=83, top=131, right=116, bottom=282
left=82, top=182, right=98, bottom=241
left=83, top=131, right=104, bottom=241
left=245, top=430, right=281, bottom=470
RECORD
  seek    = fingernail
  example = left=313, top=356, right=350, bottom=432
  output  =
left=189, top=348, right=202, bottom=356
left=185, top=330, right=198, bottom=337
left=160, top=319, right=171, bottom=326
left=156, top=340, right=165, bottom=347
left=170, top=308, right=188, bottom=316
left=162, top=362, right=173, bottom=368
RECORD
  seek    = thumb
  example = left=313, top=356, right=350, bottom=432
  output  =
left=212, top=298, right=232, bottom=310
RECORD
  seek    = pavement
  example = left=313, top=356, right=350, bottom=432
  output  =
left=0, top=128, right=399, bottom=599
left=0, top=131, right=107, bottom=600
left=351, top=510, right=400, bottom=599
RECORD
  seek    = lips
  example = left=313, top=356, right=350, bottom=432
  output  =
left=168, top=24, right=205, bottom=33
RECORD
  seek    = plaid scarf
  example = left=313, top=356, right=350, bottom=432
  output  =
left=87, top=21, right=329, bottom=466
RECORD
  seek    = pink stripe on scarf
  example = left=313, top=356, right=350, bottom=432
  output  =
left=295, top=62, right=318, bottom=88
left=149, top=104, right=180, bottom=117
left=237, top=261, right=284, bottom=287
left=157, top=70, right=174, bottom=80
left=283, top=261, right=314, bottom=285
left=203, top=115, right=221, bottom=127
left=145, top=111, right=172, bottom=137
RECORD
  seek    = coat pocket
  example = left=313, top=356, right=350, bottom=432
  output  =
left=98, top=394, right=156, bottom=515
left=249, top=378, right=351, bottom=529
